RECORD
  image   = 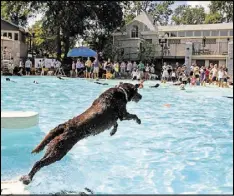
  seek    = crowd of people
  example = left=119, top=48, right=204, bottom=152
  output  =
left=160, top=62, right=231, bottom=88
left=2, top=54, right=232, bottom=89
left=5, top=58, right=63, bottom=76
left=70, top=57, right=158, bottom=80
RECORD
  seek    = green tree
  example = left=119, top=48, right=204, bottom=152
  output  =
left=171, top=5, right=206, bottom=25
left=30, top=20, right=58, bottom=57
left=204, top=12, right=222, bottom=24
left=121, top=1, right=174, bottom=26
left=1, top=1, right=123, bottom=61
left=209, top=1, right=233, bottom=23
left=139, top=41, right=156, bottom=61
left=149, top=1, right=174, bottom=26
left=121, top=1, right=155, bottom=24
left=1, top=1, right=42, bottom=27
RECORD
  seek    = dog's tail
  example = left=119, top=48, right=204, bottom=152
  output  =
left=31, top=124, right=66, bottom=154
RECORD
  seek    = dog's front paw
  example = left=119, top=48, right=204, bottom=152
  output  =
left=19, top=175, right=31, bottom=185
left=110, top=129, right=117, bottom=136
left=136, top=118, right=141, bottom=124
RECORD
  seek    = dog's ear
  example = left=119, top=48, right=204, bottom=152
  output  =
left=135, top=84, right=140, bottom=89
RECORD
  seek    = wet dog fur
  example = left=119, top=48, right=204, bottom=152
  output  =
left=20, top=83, right=142, bottom=185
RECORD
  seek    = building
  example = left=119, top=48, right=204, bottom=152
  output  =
left=1, top=18, right=28, bottom=65
left=112, top=11, right=233, bottom=70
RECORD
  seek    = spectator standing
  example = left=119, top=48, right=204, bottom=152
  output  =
left=93, top=57, right=99, bottom=79
left=120, top=61, right=126, bottom=77
left=138, top=61, right=145, bottom=79
left=126, top=61, right=133, bottom=78
left=25, top=58, right=32, bottom=76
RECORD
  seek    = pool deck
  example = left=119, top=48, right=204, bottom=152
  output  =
left=1, top=180, right=30, bottom=194
left=1, top=111, right=39, bottom=129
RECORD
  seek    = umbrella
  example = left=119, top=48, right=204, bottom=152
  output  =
left=67, top=47, right=97, bottom=57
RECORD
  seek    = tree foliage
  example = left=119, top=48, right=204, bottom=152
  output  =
left=204, top=12, right=222, bottom=24
left=1, top=1, right=42, bottom=27
left=1, top=1, right=123, bottom=61
left=122, top=1, right=174, bottom=26
left=171, top=5, right=206, bottom=25
left=149, top=1, right=174, bottom=26
left=209, top=1, right=233, bottom=23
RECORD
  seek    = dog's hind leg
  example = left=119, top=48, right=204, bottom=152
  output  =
left=31, top=124, right=67, bottom=154
left=21, top=137, right=69, bottom=185
left=110, top=122, right=118, bottom=136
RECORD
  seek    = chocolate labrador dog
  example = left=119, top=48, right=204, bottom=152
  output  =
left=20, top=83, right=142, bottom=185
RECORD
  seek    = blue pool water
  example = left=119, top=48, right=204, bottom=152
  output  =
left=1, top=76, right=233, bottom=194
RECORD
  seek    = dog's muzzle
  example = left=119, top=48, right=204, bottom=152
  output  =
left=132, top=93, right=142, bottom=102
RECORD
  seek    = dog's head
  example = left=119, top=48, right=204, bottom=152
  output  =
left=118, top=83, right=142, bottom=102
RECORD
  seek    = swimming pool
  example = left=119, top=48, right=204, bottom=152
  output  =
left=1, top=76, right=233, bottom=194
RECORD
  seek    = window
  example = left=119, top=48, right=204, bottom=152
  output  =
left=186, top=31, right=193, bottom=37
left=145, top=39, right=152, bottom=44
left=203, top=31, right=210, bottom=36
left=131, top=25, right=138, bottom=38
left=230, top=30, right=233, bottom=36
left=14, top=33, right=19, bottom=41
left=220, top=30, right=228, bottom=36
left=178, top=31, right=185, bottom=37
left=3, top=32, right=7, bottom=37
left=194, top=31, right=202, bottom=36
left=168, top=39, right=181, bottom=44
left=170, top=32, right=177, bottom=37
left=8, top=32, right=12, bottom=39
left=206, top=39, right=216, bottom=44
left=211, top=30, right=219, bottom=36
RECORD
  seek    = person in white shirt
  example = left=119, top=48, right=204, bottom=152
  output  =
left=19, top=60, right=23, bottom=68
left=37, top=60, right=42, bottom=68
left=126, top=61, right=132, bottom=77
left=167, top=64, right=172, bottom=80
left=218, top=67, right=224, bottom=87
left=51, top=59, right=56, bottom=69
left=132, top=69, right=141, bottom=80
left=144, top=63, right=150, bottom=80
left=150, top=66, right=155, bottom=74
left=171, top=69, right=176, bottom=83
left=41, top=59, right=46, bottom=76
left=133, top=61, right=137, bottom=70
left=120, top=61, right=126, bottom=76
left=70, top=60, right=76, bottom=77
left=25, top=58, right=32, bottom=75
left=18, top=60, right=23, bottom=76
left=223, top=67, right=229, bottom=88
left=136, top=69, right=141, bottom=80
left=211, top=64, right=218, bottom=84
left=161, top=63, right=169, bottom=82
left=190, top=64, right=194, bottom=71
left=55, top=60, right=61, bottom=68
left=131, top=69, right=138, bottom=80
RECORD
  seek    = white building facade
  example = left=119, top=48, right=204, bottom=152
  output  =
left=112, top=12, right=233, bottom=77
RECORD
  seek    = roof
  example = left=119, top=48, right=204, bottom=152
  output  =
left=1, top=18, right=25, bottom=32
left=158, top=23, right=233, bottom=32
left=126, top=11, right=157, bottom=31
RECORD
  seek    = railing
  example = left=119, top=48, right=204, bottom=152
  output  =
left=192, top=42, right=229, bottom=55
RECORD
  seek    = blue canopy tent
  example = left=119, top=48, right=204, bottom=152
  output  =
left=67, top=47, right=97, bottom=57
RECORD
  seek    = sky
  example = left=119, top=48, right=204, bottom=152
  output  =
left=27, top=1, right=211, bottom=27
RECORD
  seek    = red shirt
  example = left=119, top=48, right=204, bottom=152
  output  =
left=205, top=69, right=210, bottom=76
